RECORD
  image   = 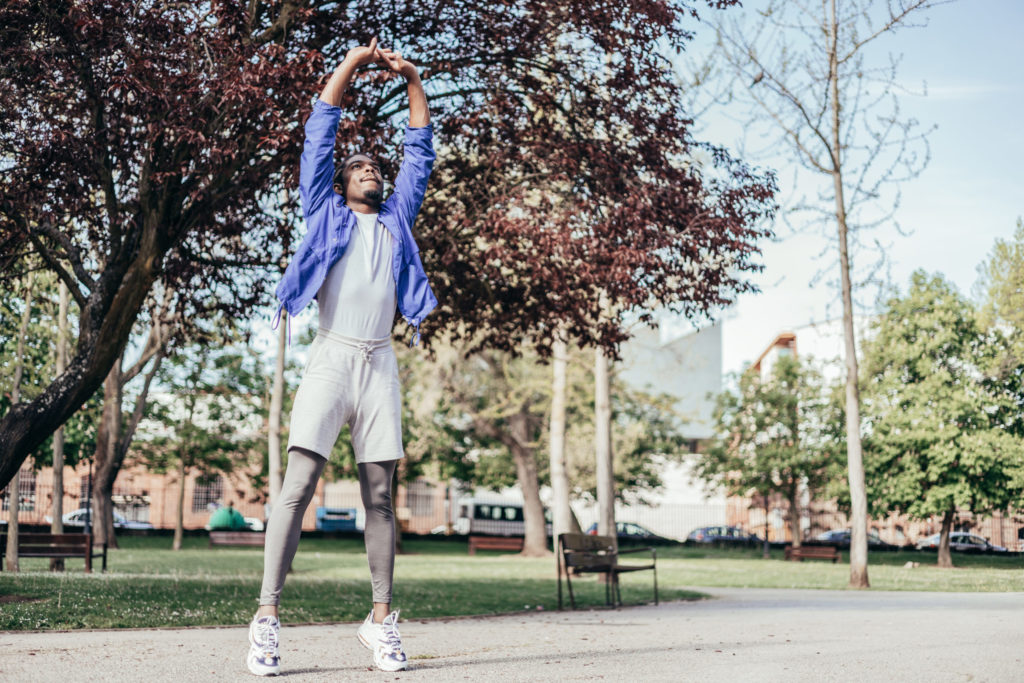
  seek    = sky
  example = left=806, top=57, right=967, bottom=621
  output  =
left=665, top=0, right=1024, bottom=374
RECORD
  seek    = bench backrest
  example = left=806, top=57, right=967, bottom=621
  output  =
left=0, top=532, right=91, bottom=550
left=559, top=533, right=617, bottom=569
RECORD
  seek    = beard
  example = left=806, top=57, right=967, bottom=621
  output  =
left=364, top=186, right=383, bottom=203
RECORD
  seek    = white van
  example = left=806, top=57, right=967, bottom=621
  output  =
left=454, top=498, right=551, bottom=536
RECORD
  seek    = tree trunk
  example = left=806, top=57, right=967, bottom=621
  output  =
left=51, top=280, right=69, bottom=571
left=937, top=508, right=955, bottom=569
left=828, top=0, right=869, bottom=589
left=548, top=337, right=572, bottom=551
left=268, top=312, right=287, bottom=506
left=5, top=271, right=34, bottom=573
left=0, top=229, right=167, bottom=490
left=92, top=360, right=124, bottom=550
left=594, top=346, right=616, bottom=550
left=507, top=411, right=549, bottom=557
left=787, top=488, right=802, bottom=548
left=173, top=455, right=187, bottom=551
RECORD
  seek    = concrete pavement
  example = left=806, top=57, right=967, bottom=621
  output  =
left=1, top=587, right=1021, bottom=682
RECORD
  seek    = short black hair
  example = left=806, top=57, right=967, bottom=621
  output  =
left=334, top=153, right=378, bottom=196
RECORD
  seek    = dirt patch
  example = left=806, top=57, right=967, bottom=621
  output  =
left=0, top=595, right=45, bottom=604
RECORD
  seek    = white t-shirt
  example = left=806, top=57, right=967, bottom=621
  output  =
left=318, top=211, right=397, bottom=339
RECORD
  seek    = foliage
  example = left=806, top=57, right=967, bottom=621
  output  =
left=0, top=0, right=775, bottom=484
left=696, top=354, right=837, bottom=515
left=976, top=218, right=1024, bottom=361
left=404, top=341, right=690, bottom=501
left=859, top=272, right=1024, bottom=522
left=134, top=339, right=268, bottom=487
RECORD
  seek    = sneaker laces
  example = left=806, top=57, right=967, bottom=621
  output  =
left=380, top=612, right=403, bottom=654
left=254, top=618, right=279, bottom=656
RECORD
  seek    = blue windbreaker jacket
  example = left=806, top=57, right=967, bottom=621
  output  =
left=274, top=99, right=438, bottom=342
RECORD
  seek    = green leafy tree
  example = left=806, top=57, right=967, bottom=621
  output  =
left=977, top=218, right=1024, bottom=361
left=859, top=272, right=1024, bottom=568
left=136, top=341, right=267, bottom=550
left=697, top=354, right=837, bottom=548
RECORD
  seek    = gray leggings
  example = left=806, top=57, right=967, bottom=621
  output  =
left=259, top=447, right=398, bottom=605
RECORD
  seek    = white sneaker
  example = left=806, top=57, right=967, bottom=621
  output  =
left=247, top=614, right=281, bottom=676
left=357, top=610, right=409, bottom=672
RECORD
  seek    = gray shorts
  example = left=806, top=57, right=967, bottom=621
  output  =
left=287, top=328, right=404, bottom=463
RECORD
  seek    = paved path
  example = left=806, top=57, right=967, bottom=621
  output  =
left=1, top=588, right=1021, bottom=682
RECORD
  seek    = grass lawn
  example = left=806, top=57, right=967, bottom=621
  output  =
left=0, top=536, right=1020, bottom=631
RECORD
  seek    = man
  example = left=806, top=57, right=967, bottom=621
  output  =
left=247, top=38, right=437, bottom=677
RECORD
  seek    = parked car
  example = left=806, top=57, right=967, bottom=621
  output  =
left=686, top=525, right=760, bottom=544
left=585, top=521, right=675, bottom=544
left=813, top=528, right=893, bottom=548
left=915, top=532, right=1007, bottom=553
left=45, top=507, right=154, bottom=530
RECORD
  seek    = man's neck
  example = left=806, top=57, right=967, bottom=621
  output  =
left=348, top=199, right=380, bottom=215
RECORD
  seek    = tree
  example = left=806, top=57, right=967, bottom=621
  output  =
left=977, top=218, right=1024, bottom=360
left=90, top=285, right=175, bottom=549
left=138, top=342, right=268, bottom=550
left=696, top=354, right=837, bottom=548
left=2, top=0, right=775, bottom=490
left=5, top=270, right=33, bottom=572
left=703, top=0, right=947, bottom=587
left=859, top=272, right=1024, bottom=568
left=0, top=0, right=317, bottom=486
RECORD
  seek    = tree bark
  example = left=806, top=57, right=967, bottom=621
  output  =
left=507, top=411, right=549, bottom=557
left=173, top=455, right=187, bottom=551
left=787, top=487, right=802, bottom=548
left=594, top=346, right=616, bottom=550
left=92, top=360, right=124, bottom=549
left=51, top=280, right=69, bottom=571
left=5, top=271, right=34, bottom=573
left=268, top=312, right=287, bottom=506
left=937, top=508, right=955, bottom=569
left=829, top=0, right=869, bottom=589
left=548, top=337, right=571, bottom=551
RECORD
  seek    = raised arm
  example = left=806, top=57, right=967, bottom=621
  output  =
left=299, top=40, right=380, bottom=218
left=320, top=38, right=379, bottom=107
left=375, top=47, right=430, bottom=127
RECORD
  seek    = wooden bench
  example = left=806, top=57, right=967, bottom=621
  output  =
left=784, top=544, right=840, bottom=562
left=0, top=533, right=107, bottom=573
left=468, top=535, right=524, bottom=555
left=557, top=533, right=657, bottom=610
left=209, top=531, right=266, bottom=547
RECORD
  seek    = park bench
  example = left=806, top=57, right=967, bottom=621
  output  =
left=557, top=533, right=657, bottom=610
left=784, top=544, right=839, bottom=562
left=0, top=533, right=107, bottom=573
left=468, top=535, right=524, bottom=555
left=209, top=531, right=266, bottom=547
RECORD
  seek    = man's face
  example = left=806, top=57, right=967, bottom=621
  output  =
left=336, top=154, right=383, bottom=205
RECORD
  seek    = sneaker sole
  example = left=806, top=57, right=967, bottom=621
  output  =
left=246, top=651, right=281, bottom=677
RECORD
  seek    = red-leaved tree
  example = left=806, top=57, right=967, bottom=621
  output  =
left=1, top=0, right=775, bottom=491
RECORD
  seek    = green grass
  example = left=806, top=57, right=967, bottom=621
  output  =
left=1, top=538, right=1021, bottom=632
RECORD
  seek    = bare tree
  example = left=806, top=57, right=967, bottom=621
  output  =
left=704, top=0, right=945, bottom=588
left=90, top=286, right=174, bottom=549
left=548, top=335, right=571, bottom=550
left=50, top=280, right=69, bottom=570
left=5, top=271, right=34, bottom=573
left=267, top=313, right=287, bottom=506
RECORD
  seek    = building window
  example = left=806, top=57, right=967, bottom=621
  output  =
left=1, top=469, right=37, bottom=512
left=192, top=475, right=224, bottom=513
left=406, top=480, right=436, bottom=518
left=79, top=474, right=93, bottom=505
